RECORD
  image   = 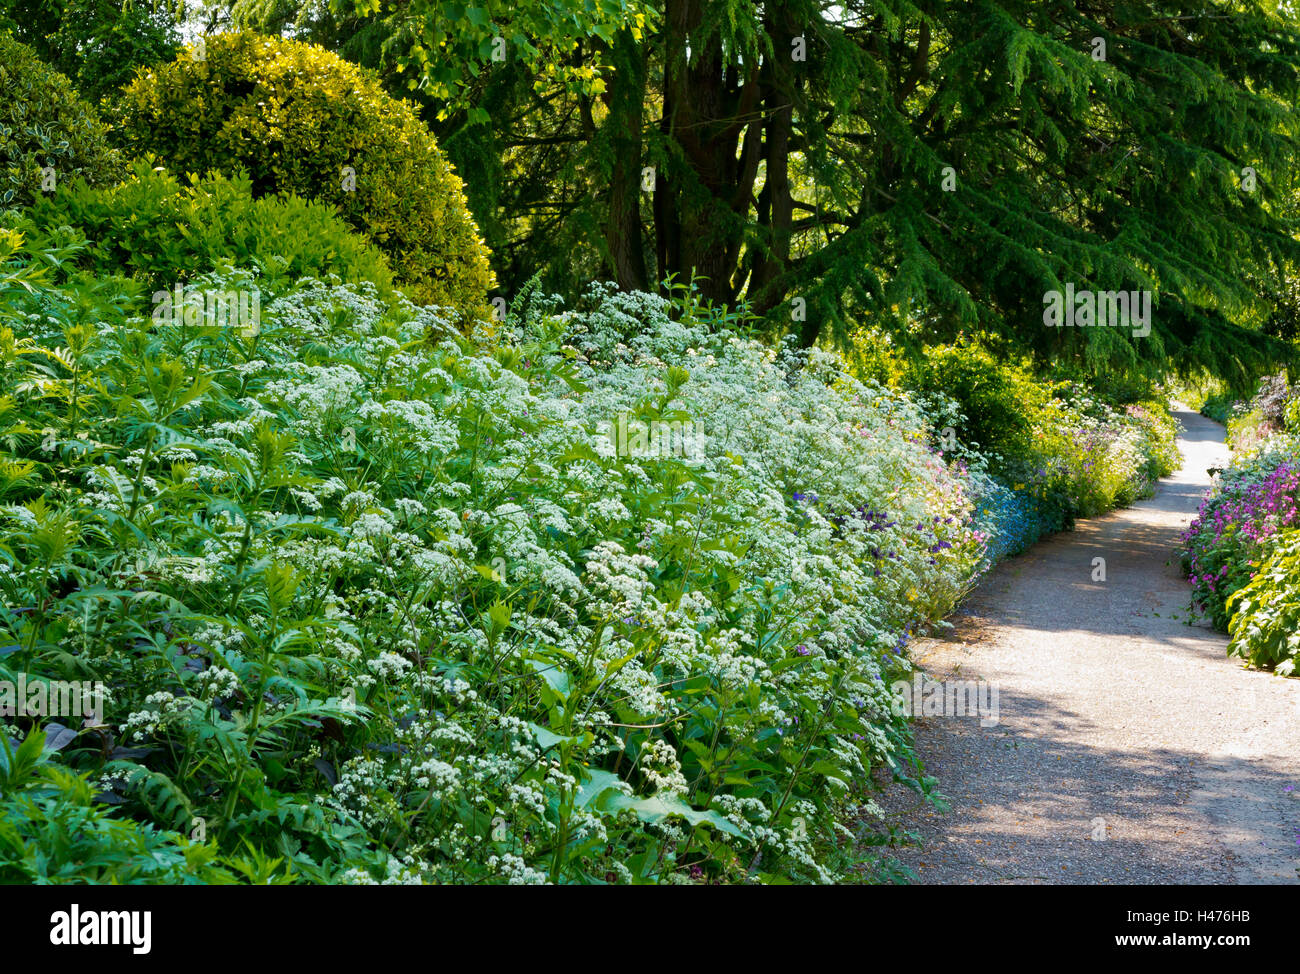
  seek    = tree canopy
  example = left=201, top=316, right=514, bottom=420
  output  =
left=215, top=2, right=1300, bottom=380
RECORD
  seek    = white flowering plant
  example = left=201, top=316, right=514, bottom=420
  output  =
left=0, top=231, right=986, bottom=883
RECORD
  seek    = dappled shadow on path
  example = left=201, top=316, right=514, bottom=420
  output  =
left=872, top=685, right=1299, bottom=884
left=867, top=404, right=1300, bottom=884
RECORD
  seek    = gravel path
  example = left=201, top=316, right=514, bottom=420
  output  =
left=879, top=406, right=1300, bottom=884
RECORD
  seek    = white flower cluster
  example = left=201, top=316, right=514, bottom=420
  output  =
left=11, top=275, right=992, bottom=884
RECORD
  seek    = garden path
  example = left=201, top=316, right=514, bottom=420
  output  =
left=882, top=406, right=1300, bottom=884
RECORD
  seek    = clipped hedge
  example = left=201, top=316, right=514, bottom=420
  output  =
left=0, top=32, right=121, bottom=207
left=114, top=31, right=493, bottom=312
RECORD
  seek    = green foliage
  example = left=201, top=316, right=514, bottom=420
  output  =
left=1181, top=372, right=1300, bottom=655
left=905, top=343, right=1049, bottom=466
left=1226, top=407, right=1268, bottom=452
left=0, top=234, right=982, bottom=883
left=361, top=0, right=1300, bottom=384
left=843, top=327, right=910, bottom=388
left=1043, top=390, right=1179, bottom=515
left=0, top=729, right=259, bottom=883
left=1181, top=431, right=1300, bottom=633
left=340, top=0, right=651, bottom=108
left=1214, top=372, right=1300, bottom=450
left=1202, top=392, right=1242, bottom=425
left=1227, top=528, right=1300, bottom=675
left=850, top=340, right=1180, bottom=560
left=114, top=31, right=494, bottom=312
left=0, top=0, right=180, bottom=103
left=0, top=32, right=122, bottom=207
left=21, top=160, right=396, bottom=298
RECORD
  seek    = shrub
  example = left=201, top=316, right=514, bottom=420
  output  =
left=0, top=32, right=121, bottom=207
left=905, top=343, right=1051, bottom=470
left=1044, top=385, right=1180, bottom=515
left=0, top=729, right=264, bottom=884
left=114, top=31, right=494, bottom=312
left=1217, top=372, right=1294, bottom=450
left=1182, top=437, right=1300, bottom=630
left=21, top=160, right=395, bottom=297
left=1183, top=371, right=1300, bottom=645
left=1226, top=528, right=1300, bottom=675
left=848, top=341, right=1181, bottom=564
left=1181, top=380, right=1300, bottom=674
left=1199, top=391, right=1239, bottom=424
left=1127, top=400, right=1182, bottom=485
left=1225, top=406, right=1269, bottom=452
left=844, top=326, right=910, bottom=387
left=1251, top=371, right=1294, bottom=428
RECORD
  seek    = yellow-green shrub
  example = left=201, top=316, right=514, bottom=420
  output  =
left=114, top=32, right=493, bottom=312
left=24, top=159, right=396, bottom=296
left=0, top=33, right=122, bottom=207
left=905, top=343, right=1052, bottom=464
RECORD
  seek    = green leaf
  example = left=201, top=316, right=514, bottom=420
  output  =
left=600, top=791, right=744, bottom=838
left=574, top=768, right=625, bottom=809
left=527, top=656, right=571, bottom=698
left=527, top=722, right=576, bottom=751
left=487, top=600, right=512, bottom=630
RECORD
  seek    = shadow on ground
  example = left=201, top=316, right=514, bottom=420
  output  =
left=867, top=406, right=1300, bottom=885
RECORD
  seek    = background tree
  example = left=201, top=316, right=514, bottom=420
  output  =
left=0, top=0, right=180, bottom=102
left=227, top=0, right=1300, bottom=382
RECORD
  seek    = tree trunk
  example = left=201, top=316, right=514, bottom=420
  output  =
left=658, top=0, right=758, bottom=304
left=605, top=28, right=649, bottom=291
left=751, top=2, right=796, bottom=321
